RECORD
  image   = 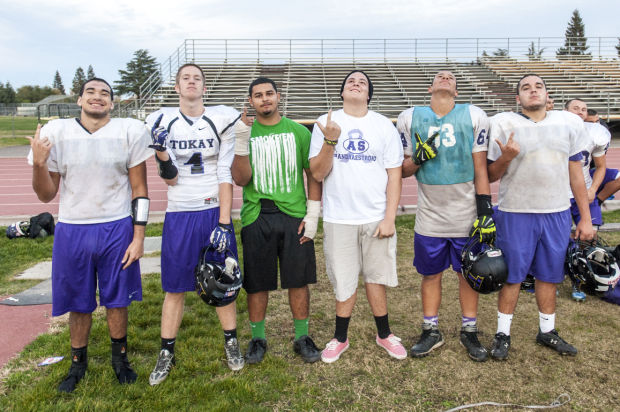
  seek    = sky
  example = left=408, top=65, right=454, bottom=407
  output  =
left=1, top=0, right=618, bottom=91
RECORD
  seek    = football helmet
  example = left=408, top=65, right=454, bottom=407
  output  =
left=195, top=245, right=242, bottom=307
left=461, top=236, right=508, bottom=294
left=566, top=239, right=620, bottom=296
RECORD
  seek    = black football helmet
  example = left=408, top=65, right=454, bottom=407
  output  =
left=461, top=236, right=508, bottom=294
left=195, top=245, right=242, bottom=307
left=566, top=239, right=620, bottom=296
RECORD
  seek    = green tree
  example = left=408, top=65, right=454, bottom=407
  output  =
left=71, top=67, right=86, bottom=95
left=16, top=85, right=59, bottom=103
left=526, top=42, right=545, bottom=60
left=0, top=82, right=17, bottom=104
left=556, top=9, right=590, bottom=58
left=616, top=38, right=620, bottom=57
left=492, top=48, right=509, bottom=57
left=53, top=70, right=66, bottom=94
left=114, top=49, right=160, bottom=99
left=87, top=65, right=96, bottom=79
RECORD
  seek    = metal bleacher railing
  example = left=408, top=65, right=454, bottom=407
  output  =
left=135, top=38, right=620, bottom=122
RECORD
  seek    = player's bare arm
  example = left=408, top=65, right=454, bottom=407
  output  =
left=122, top=162, right=148, bottom=269
left=231, top=107, right=254, bottom=186
left=310, top=110, right=341, bottom=182
left=569, top=160, right=594, bottom=241
left=488, top=132, right=519, bottom=182
left=588, top=155, right=606, bottom=202
left=298, top=168, right=322, bottom=244
left=27, top=124, right=60, bottom=202
left=473, top=151, right=491, bottom=195
left=373, top=166, right=401, bottom=239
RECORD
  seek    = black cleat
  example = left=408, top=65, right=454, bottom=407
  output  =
left=293, top=335, right=321, bottom=363
left=245, top=338, right=268, bottom=364
left=490, top=332, right=511, bottom=360
left=536, top=329, right=577, bottom=356
left=112, top=355, right=138, bottom=384
left=410, top=324, right=444, bottom=358
left=57, top=363, right=87, bottom=393
left=460, top=325, right=488, bottom=362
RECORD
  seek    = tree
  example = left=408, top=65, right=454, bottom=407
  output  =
left=16, top=85, right=59, bottom=103
left=616, top=38, right=620, bottom=58
left=53, top=70, right=66, bottom=94
left=0, top=82, right=17, bottom=104
left=71, top=67, right=86, bottom=95
left=114, top=49, right=160, bottom=99
left=87, top=65, right=96, bottom=79
left=492, top=48, right=509, bottom=57
left=556, top=9, right=590, bottom=58
left=526, top=42, right=545, bottom=60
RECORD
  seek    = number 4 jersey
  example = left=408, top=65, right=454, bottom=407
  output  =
left=145, top=106, right=240, bottom=212
left=397, top=104, right=489, bottom=237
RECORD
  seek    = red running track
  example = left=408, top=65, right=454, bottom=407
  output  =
left=3, top=149, right=620, bottom=218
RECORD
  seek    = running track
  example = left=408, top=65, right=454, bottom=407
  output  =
left=2, top=148, right=620, bottom=219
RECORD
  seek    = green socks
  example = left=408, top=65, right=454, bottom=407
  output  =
left=250, top=319, right=266, bottom=339
left=294, top=318, right=309, bottom=340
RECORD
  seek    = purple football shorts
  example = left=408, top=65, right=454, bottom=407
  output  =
left=414, top=233, right=469, bottom=275
left=161, top=208, right=238, bottom=293
left=51, top=217, right=142, bottom=316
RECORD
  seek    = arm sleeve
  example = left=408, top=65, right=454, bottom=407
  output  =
left=396, top=108, right=414, bottom=157
left=309, top=114, right=327, bottom=159
left=383, top=119, right=405, bottom=169
left=470, top=105, right=490, bottom=154
left=216, top=114, right=238, bottom=185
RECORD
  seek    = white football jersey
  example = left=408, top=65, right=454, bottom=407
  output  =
left=145, top=106, right=240, bottom=212
left=578, top=121, right=611, bottom=189
left=488, top=111, right=588, bottom=213
left=28, top=118, right=153, bottom=224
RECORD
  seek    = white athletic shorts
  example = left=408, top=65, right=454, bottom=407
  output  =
left=323, top=220, right=398, bottom=302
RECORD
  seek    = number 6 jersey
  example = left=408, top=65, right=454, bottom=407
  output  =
left=397, top=104, right=489, bottom=237
left=145, top=106, right=240, bottom=212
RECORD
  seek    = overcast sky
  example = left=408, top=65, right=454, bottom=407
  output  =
left=1, top=0, right=618, bottom=90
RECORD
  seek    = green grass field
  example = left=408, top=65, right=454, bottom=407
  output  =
left=0, top=116, right=44, bottom=140
left=1, top=217, right=619, bottom=410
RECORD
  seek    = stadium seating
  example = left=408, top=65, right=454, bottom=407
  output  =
left=140, top=59, right=620, bottom=122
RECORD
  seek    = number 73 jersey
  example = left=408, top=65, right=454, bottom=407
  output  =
left=145, top=106, right=240, bottom=212
left=397, top=104, right=489, bottom=185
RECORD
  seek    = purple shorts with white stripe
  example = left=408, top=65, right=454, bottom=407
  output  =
left=413, top=233, right=469, bottom=275
left=161, top=208, right=238, bottom=293
left=495, top=209, right=571, bottom=284
left=51, top=216, right=142, bottom=316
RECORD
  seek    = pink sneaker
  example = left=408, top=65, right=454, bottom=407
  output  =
left=321, top=338, right=349, bottom=363
left=376, top=334, right=407, bottom=360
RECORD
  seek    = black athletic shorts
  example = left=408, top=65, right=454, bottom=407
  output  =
left=241, top=199, right=317, bottom=293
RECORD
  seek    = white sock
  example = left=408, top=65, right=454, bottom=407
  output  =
left=497, top=311, right=513, bottom=335
left=539, top=312, right=555, bottom=333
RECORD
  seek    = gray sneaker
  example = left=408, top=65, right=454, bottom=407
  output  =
left=225, top=338, right=245, bottom=371
left=460, top=325, right=488, bottom=362
left=149, top=349, right=175, bottom=386
left=410, top=324, right=444, bottom=358
left=490, top=332, right=511, bottom=360
left=536, top=329, right=577, bottom=356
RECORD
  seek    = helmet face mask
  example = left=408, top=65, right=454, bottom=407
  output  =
left=195, top=245, right=243, bottom=307
left=566, top=239, right=620, bottom=296
left=461, top=237, right=508, bottom=294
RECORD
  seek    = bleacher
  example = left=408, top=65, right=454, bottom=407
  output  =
left=138, top=38, right=620, bottom=122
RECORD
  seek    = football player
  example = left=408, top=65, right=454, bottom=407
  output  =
left=397, top=70, right=493, bottom=362
left=487, top=74, right=594, bottom=360
left=231, top=78, right=322, bottom=364
left=27, top=78, right=152, bottom=392
left=310, top=70, right=406, bottom=363
left=564, top=98, right=614, bottom=301
left=145, top=63, right=243, bottom=385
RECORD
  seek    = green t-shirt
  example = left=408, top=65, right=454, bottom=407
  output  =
left=240, top=116, right=311, bottom=227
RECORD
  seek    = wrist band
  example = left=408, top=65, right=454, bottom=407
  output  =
left=324, top=137, right=337, bottom=146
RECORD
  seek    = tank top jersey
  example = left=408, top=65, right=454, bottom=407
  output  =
left=145, top=106, right=240, bottom=212
left=397, top=104, right=489, bottom=237
left=27, top=118, right=153, bottom=224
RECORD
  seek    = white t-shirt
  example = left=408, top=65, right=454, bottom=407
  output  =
left=28, top=118, right=153, bottom=224
left=397, top=105, right=489, bottom=237
left=145, top=105, right=239, bottom=212
left=309, top=109, right=404, bottom=224
left=488, top=110, right=588, bottom=213
left=579, top=121, right=611, bottom=189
